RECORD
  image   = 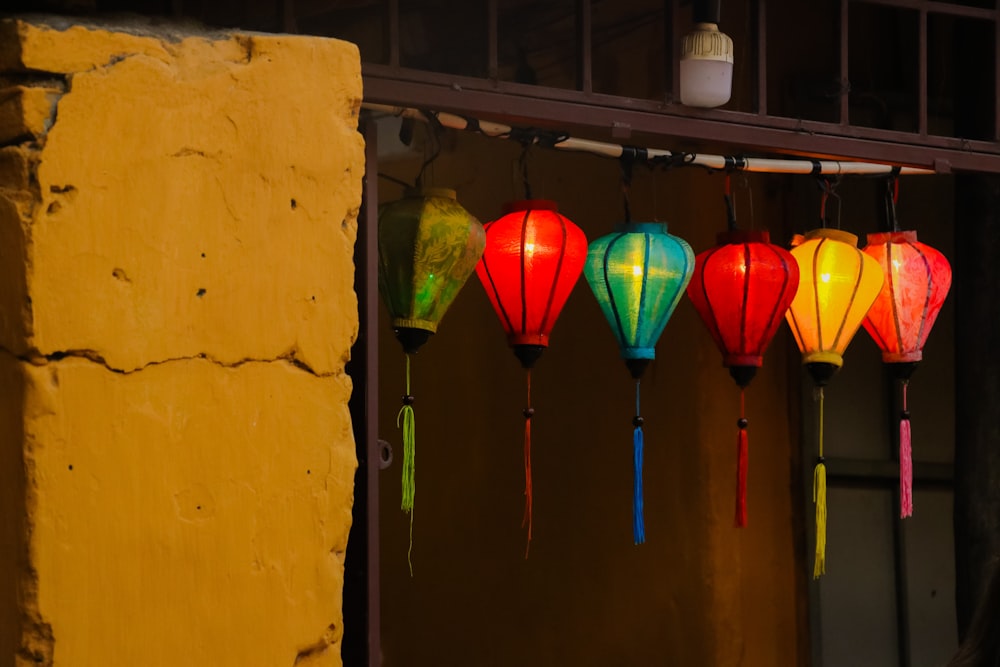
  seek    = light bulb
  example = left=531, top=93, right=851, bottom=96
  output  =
left=680, top=22, right=734, bottom=108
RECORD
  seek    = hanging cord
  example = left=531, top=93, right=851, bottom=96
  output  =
left=735, top=388, right=749, bottom=527
left=620, top=149, right=640, bottom=223
left=633, top=379, right=645, bottom=544
left=413, top=110, right=444, bottom=189
left=884, top=175, right=901, bottom=233
left=817, top=178, right=842, bottom=230
left=398, top=354, right=416, bottom=576
left=723, top=173, right=738, bottom=231
left=900, top=380, right=913, bottom=518
left=738, top=173, right=755, bottom=230
left=518, top=142, right=534, bottom=200
left=813, top=387, right=828, bottom=578
left=522, top=369, right=534, bottom=558
left=618, top=146, right=648, bottom=224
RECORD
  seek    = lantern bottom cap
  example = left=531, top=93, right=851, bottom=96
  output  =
left=625, top=358, right=651, bottom=379
left=806, top=361, right=840, bottom=387
left=393, top=326, right=434, bottom=355
left=513, top=344, right=546, bottom=369
left=888, top=361, right=920, bottom=381
left=729, top=365, right=758, bottom=388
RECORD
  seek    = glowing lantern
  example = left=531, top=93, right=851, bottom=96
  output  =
left=786, top=228, right=884, bottom=577
left=584, top=222, right=694, bottom=544
left=687, top=230, right=799, bottom=526
left=862, top=230, right=952, bottom=518
left=378, top=187, right=486, bottom=571
left=476, top=200, right=587, bottom=554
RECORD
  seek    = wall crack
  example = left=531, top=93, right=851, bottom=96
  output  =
left=0, top=344, right=339, bottom=378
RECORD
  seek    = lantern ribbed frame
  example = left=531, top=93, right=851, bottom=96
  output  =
left=688, top=230, right=799, bottom=371
left=785, top=228, right=884, bottom=368
left=861, top=230, right=952, bottom=364
left=584, top=222, right=694, bottom=362
left=378, top=187, right=486, bottom=336
left=476, top=199, right=588, bottom=349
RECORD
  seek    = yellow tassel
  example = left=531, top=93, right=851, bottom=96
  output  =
left=813, top=461, right=827, bottom=578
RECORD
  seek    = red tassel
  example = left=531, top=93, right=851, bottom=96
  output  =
left=736, top=427, right=748, bottom=527
left=735, top=389, right=748, bottom=527
left=523, top=415, right=532, bottom=556
left=522, top=370, right=533, bottom=558
left=900, top=381, right=913, bottom=519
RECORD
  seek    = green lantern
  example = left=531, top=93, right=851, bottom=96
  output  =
left=378, top=187, right=485, bottom=572
left=583, top=222, right=694, bottom=544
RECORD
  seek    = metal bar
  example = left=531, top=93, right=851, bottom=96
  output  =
left=885, top=371, right=912, bottom=667
left=365, top=102, right=934, bottom=174
left=995, top=11, right=1000, bottom=141
left=388, top=0, right=400, bottom=67
left=823, top=457, right=954, bottom=483
left=343, top=119, right=380, bottom=666
left=578, top=0, right=593, bottom=93
left=755, top=0, right=768, bottom=115
left=852, top=0, right=998, bottom=21
left=362, top=72, right=1000, bottom=171
left=892, top=501, right=912, bottom=667
left=362, top=119, right=381, bottom=667
left=359, top=63, right=1000, bottom=152
left=488, top=0, right=499, bottom=80
left=840, top=0, right=850, bottom=126
left=670, top=0, right=682, bottom=101
left=919, top=8, right=928, bottom=136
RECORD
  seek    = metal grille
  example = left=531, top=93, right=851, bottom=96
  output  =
left=289, top=0, right=1000, bottom=172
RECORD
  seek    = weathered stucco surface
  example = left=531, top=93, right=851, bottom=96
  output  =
left=0, top=18, right=362, bottom=666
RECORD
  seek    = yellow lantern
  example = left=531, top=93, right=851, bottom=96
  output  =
left=786, top=229, right=884, bottom=383
left=785, top=228, right=883, bottom=578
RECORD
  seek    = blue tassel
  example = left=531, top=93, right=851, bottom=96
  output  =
left=633, top=425, right=645, bottom=545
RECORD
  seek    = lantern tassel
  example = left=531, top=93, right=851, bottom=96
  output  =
left=735, top=388, right=748, bottom=527
left=900, top=380, right=913, bottom=519
left=813, top=386, right=827, bottom=578
left=522, top=369, right=534, bottom=559
left=633, top=380, right=646, bottom=545
left=398, top=354, right=416, bottom=576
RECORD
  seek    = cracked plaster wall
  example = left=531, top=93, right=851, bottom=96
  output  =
left=0, top=18, right=362, bottom=666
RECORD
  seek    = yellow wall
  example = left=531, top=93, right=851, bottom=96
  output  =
left=0, top=19, right=362, bottom=666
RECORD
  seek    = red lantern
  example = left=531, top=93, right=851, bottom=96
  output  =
left=476, top=200, right=588, bottom=554
left=687, top=230, right=799, bottom=526
left=862, top=229, right=952, bottom=518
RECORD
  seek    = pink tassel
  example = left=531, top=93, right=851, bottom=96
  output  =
left=900, top=412, right=912, bottom=518
left=900, top=381, right=913, bottom=519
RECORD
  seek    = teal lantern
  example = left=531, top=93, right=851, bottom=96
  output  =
left=378, top=187, right=485, bottom=573
left=584, top=222, right=694, bottom=544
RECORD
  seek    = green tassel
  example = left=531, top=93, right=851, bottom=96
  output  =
left=398, top=354, right=416, bottom=575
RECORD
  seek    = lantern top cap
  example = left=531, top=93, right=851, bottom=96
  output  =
left=502, top=199, right=559, bottom=214
left=615, top=221, right=669, bottom=234
left=803, top=228, right=858, bottom=246
left=403, top=186, right=457, bottom=200
left=716, top=229, right=771, bottom=245
left=866, top=230, right=919, bottom=245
